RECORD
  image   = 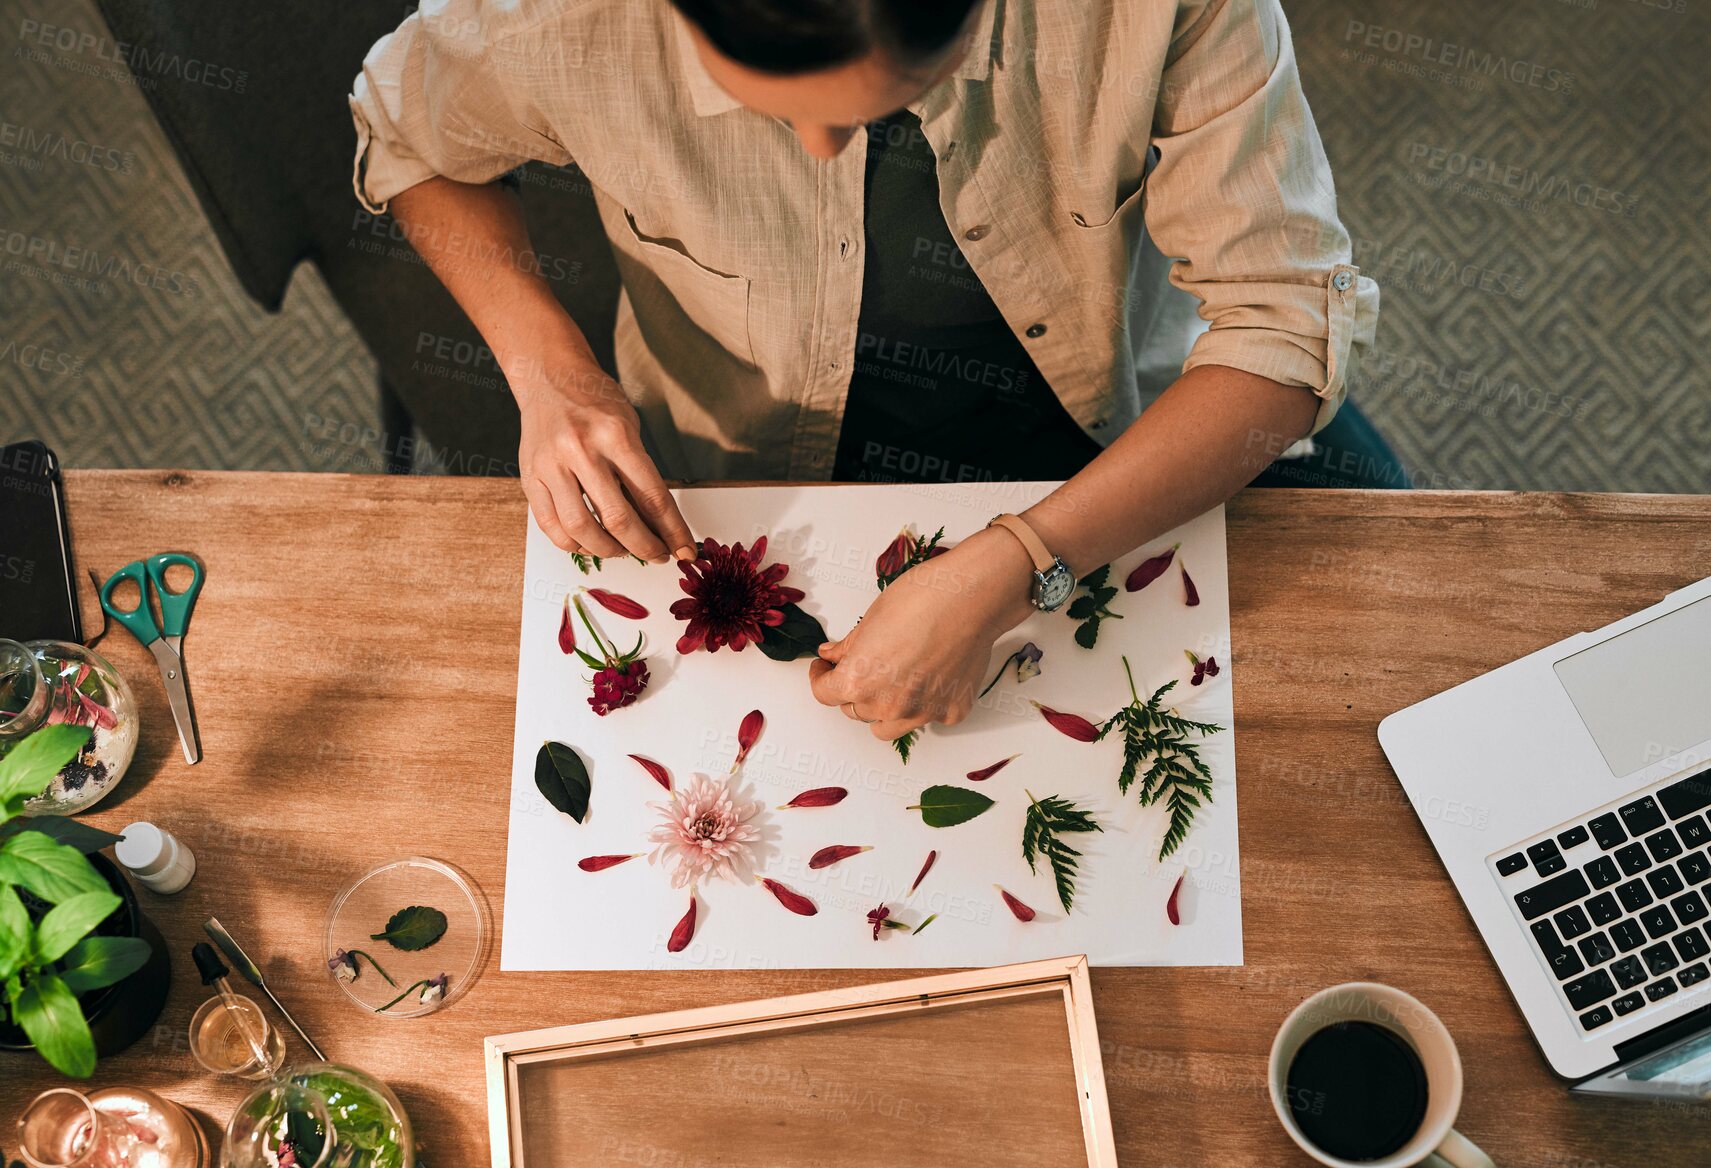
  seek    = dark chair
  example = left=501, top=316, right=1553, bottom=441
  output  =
left=91, top=0, right=622, bottom=474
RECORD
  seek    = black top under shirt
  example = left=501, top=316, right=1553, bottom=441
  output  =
left=831, top=111, right=1102, bottom=484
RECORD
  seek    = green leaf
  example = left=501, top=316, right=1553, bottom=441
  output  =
left=573, top=647, right=606, bottom=671
left=1065, top=595, right=1097, bottom=620
left=370, top=905, right=448, bottom=951
left=1023, top=793, right=1103, bottom=913
left=31, top=890, right=120, bottom=965
left=14, top=972, right=96, bottom=1078
left=0, top=830, right=110, bottom=904
left=535, top=741, right=591, bottom=822
left=1073, top=620, right=1100, bottom=650
left=891, top=728, right=919, bottom=765
left=906, top=785, right=995, bottom=829
left=1108, top=664, right=1223, bottom=860
left=1076, top=565, right=1110, bottom=589
left=0, top=884, right=28, bottom=981
left=755, top=603, right=829, bottom=662
left=0, top=725, right=91, bottom=815
left=57, top=935, right=151, bottom=994
left=0, top=815, right=125, bottom=854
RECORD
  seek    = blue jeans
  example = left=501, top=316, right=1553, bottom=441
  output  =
left=1248, top=401, right=1413, bottom=489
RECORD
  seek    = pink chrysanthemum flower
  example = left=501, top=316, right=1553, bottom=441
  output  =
left=647, top=773, right=762, bottom=888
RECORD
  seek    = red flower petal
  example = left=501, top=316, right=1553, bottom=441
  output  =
left=876, top=531, right=912, bottom=579
left=578, top=854, right=639, bottom=872
left=735, top=709, right=764, bottom=766
left=1205, top=655, right=1220, bottom=677
left=1032, top=702, right=1100, bottom=742
left=1166, top=874, right=1185, bottom=925
left=587, top=588, right=649, bottom=619
left=762, top=878, right=818, bottom=916
left=997, top=887, right=1036, bottom=922
left=1125, top=543, right=1179, bottom=592
left=779, top=787, right=847, bottom=808
left=808, top=845, right=872, bottom=870
left=628, top=754, right=671, bottom=791
left=667, top=895, right=697, bottom=953
left=966, top=754, right=1019, bottom=782
left=1180, top=563, right=1200, bottom=607
left=908, top=850, right=937, bottom=896
left=558, top=597, right=576, bottom=655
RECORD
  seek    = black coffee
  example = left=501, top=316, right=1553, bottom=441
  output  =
left=1284, top=1021, right=1428, bottom=1161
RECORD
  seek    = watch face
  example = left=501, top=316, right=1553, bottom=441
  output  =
left=1036, top=562, right=1076, bottom=611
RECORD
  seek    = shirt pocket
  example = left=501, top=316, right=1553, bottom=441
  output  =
left=617, top=207, right=755, bottom=366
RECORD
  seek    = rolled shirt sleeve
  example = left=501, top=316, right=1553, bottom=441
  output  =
left=349, top=4, right=572, bottom=214
left=1145, top=0, right=1379, bottom=435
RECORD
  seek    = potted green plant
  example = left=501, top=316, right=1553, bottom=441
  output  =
left=0, top=724, right=170, bottom=1077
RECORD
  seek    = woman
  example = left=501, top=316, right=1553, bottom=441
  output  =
left=350, top=0, right=1396, bottom=740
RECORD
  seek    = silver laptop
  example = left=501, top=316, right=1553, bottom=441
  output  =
left=1380, top=575, right=1711, bottom=1099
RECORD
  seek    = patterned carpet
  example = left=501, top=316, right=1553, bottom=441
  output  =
left=2, top=0, right=1706, bottom=490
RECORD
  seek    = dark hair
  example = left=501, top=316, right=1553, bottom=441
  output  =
left=669, top=0, right=979, bottom=76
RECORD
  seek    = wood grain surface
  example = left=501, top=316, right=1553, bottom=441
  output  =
left=5, top=472, right=1709, bottom=1166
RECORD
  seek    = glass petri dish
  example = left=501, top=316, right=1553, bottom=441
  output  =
left=323, top=857, right=486, bottom=1019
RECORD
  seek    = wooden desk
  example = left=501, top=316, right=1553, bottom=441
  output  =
left=8, top=473, right=1709, bottom=1164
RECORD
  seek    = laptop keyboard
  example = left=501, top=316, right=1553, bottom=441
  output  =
left=1494, top=765, right=1711, bottom=1034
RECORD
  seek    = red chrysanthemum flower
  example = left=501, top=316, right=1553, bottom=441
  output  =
left=670, top=536, right=805, bottom=654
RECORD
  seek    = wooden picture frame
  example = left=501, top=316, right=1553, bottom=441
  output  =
left=484, top=955, right=1117, bottom=1166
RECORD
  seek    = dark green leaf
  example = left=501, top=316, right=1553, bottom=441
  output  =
left=1023, top=794, right=1102, bottom=913
left=1110, top=666, right=1223, bottom=860
left=1065, top=595, right=1097, bottom=620
left=1076, top=565, right=1110, bottom=589
left=573, top=647, right=606, bottom=671
left=0, top=725, right=91, bottom=814
left=1073, top=620, right=1100, bottom=650
left=891, top=729, right=919, bottom=765
left=286, top=1102, right=328, bottom=1164
left=370, top=905, right=448, bottom=951
left=14, top=972, right=96, bottom=1078
left=1093, top=587, right=1119, bottom=606
left=0, top=831, right=110, bottom=904
left=755, top=603, right=829, bottom=662
left=535, top=741, right=591, bottom=822
left=906, top=785, right=995, bottom=828
left=0, top=815, right=125, bottom=854
left=0, top=885, right=27, bottom=981
left=31, top=890, right=120, bottom=965
left=57, top=936, right=151, bottom=994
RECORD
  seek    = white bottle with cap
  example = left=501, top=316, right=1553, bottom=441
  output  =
left=114, top=821, right=197, bottom=894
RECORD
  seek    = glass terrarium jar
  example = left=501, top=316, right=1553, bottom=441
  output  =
left=222, top=1064, right=413, bottom=1168
left=0, top=638, right=138, bottom=814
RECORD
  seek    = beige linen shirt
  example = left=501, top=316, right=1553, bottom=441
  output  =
left=351, top=0, right=1378, bottom=482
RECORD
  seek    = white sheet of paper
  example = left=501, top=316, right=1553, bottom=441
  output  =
left=502, top=483, right=1241, bottom=970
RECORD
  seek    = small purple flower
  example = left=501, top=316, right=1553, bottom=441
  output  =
left=327, top=949, right=358, bottom=984
left=1014, top=642, right=1043, bottom=683
left=420, top=973, right=449, bottom=1005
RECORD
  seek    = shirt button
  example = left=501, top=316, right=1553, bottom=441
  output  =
left=1025, top=323, right=1047, bottom=338
left=963, top=224, right=990, bottom=242
left=1332, top=270, right=1354, bottom=291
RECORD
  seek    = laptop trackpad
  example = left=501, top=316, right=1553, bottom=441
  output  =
left=1554, top=594, right=1711, bottom=778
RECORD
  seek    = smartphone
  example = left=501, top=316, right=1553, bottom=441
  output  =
left=0, top=440, right=82, bottom=643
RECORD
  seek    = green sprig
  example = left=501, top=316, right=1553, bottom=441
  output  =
left=1099, top=657, right=1223, bottom=860
left=1022, top=790, right=1103, bottom=913
left=1066, top=565, right=1123, bottom=649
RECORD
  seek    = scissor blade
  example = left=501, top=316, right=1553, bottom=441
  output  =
left=148, top=639, right=201, bottom=764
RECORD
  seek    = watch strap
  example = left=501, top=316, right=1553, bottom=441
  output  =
left=988, top=513, right=1054, bottom=574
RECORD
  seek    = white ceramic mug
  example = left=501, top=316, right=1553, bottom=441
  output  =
left=1268, top=982, right=1496, bottom=1168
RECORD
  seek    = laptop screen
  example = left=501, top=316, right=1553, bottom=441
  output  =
left=1574, top=1024, right=1711, bottom=1100
left=1554, top=594, right=1711, bottom=778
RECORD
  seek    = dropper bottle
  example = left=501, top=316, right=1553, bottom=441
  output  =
left=189, top=942, right=285, bottom=1080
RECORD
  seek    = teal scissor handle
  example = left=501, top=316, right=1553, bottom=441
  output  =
left=145, top=552, right=203, bottom=638
left=100, top=561, right=163, bottom=646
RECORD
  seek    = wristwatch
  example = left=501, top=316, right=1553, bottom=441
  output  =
left=987, top=513, right=1075, bottom=612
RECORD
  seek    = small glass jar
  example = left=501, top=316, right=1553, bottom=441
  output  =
left=222, top=1064, right=412, bottom=1168
left=16, top=1085, right=207, bottom=1167
left=0, top=638, right=138, bottom=814
left=188, top=993, right=285, bottom=1080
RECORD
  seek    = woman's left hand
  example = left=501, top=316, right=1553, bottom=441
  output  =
left=809, top=528, right=1036, bottom=740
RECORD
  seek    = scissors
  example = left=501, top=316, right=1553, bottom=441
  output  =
left=99, top=552, right=204, bottom=764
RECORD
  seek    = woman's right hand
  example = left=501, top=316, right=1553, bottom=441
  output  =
left=514, top=359, right=696, bottom=564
